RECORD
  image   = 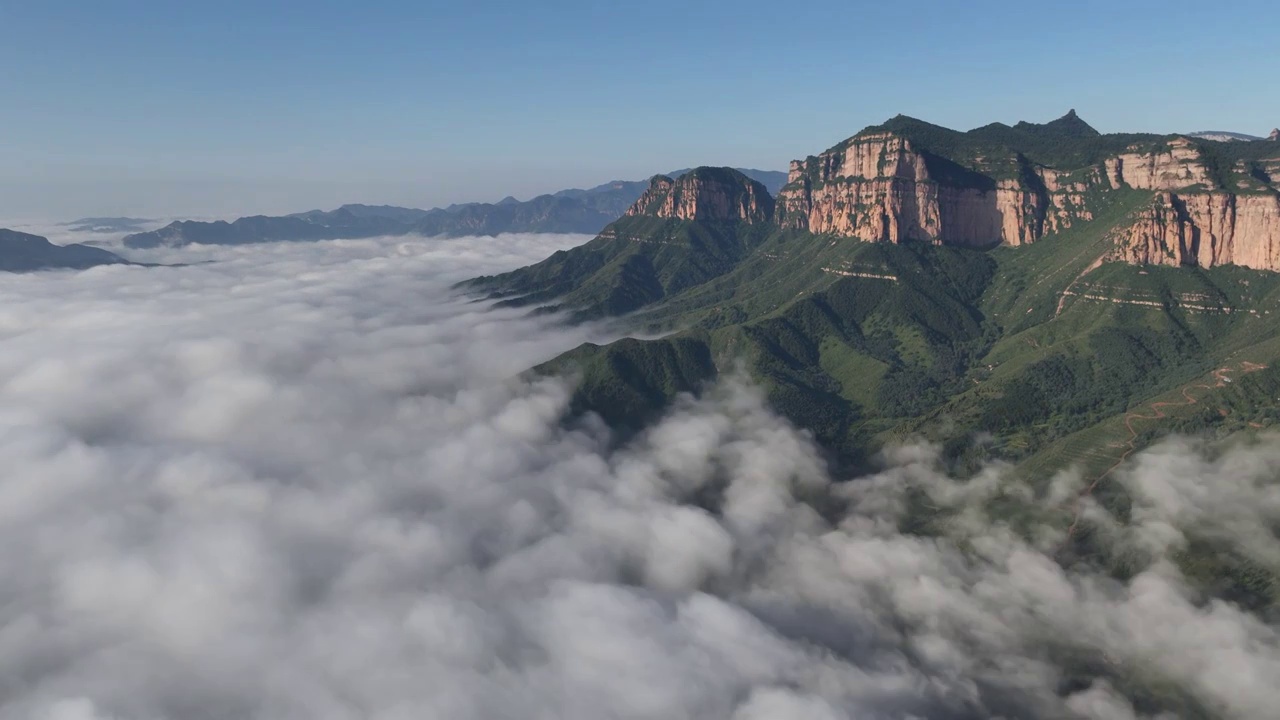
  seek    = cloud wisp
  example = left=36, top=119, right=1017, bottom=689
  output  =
left=1, top=234, right=1277, bottom=720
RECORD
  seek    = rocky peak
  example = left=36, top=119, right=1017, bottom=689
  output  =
left=1015, top=109, right=1100, bottom=139
left=628, top=175, right=676, bottom=213
left=624, top=167, right=774, bottom=223
left=1270, top=128, right=1280, bottom=141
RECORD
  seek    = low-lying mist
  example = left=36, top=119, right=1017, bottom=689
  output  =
left=1, top=234, right=1277, bottom=720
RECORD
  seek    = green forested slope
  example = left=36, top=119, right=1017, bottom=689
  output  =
left=473, top=183, right=1280, bottom=481
left=465, top=111, right=1280, bottom=481
left=460, top=116, right=1280, bottom=716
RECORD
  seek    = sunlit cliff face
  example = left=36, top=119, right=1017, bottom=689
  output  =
left=777, top=131, right=1280, bottom=269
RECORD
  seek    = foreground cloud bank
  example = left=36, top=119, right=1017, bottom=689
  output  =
left=1, top=235, right=1278, bottom=720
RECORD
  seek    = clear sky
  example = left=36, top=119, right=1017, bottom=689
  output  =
left=2, top=0, right=1276, bottom=220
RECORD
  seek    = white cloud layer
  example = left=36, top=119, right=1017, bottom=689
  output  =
left=1, top=234, right=1278, bottom=719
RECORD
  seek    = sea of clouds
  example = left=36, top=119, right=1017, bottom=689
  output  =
left=2, top=232, right=1279, bottom=720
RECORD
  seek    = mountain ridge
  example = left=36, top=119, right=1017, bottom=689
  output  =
left=775, top=111, right=1280, bottom=269
left=1189, top=130, right=1266, bottom=142
left=0, top=229, right=131, bottom=272
left=121, top=168, right=787, bottom=248
left=465, top=111, right=1280, bottom=483
left=62, top=216, right=154, bottom=233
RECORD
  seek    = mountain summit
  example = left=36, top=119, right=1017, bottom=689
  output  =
left=1014, top=108, right=1100, bottom=138
left=625, top=168, right=774, bottom=223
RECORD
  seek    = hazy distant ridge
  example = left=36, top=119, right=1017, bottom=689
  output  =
left=0, top=229, right=130, bottom=272
left=1187, top=130, right=1266, bottom=142
left=121, top=169, right=787, bottom=248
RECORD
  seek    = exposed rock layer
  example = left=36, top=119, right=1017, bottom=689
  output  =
left=626, top=168, right=774, bottom=223
left=1103, top=137, right=1214, bottom=190
left=775, top=123, right=1280, bottom=270
left=1110, top=192, right=1280, bottom=269
left=775, top=133, right=1101, bottom=248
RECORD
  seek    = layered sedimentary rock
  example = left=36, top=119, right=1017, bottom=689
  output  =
left=776, top=116, right=1280, bottom=270
left=626, top=167, right=774, bottom=223
left=776, top=134, right=1103, bottom=248
left=1103, top=137, right=1216, bottom=190
left=1111, top=192, right=1280, bottom=269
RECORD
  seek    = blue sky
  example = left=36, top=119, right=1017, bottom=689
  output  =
left=1, top=0, right=1276, bottom=219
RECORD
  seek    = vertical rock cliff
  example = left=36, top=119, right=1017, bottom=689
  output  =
left=1103, top=137, right=1217, bottom=190
left=1111, top=192, right=1280, bottom=269
left=625, top=167, right=774, bottom=223
left=774, top=113, right=1280, bottom=271
left=775, top=125, right=1100, bottom=248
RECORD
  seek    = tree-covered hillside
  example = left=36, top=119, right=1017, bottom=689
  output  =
left=466, top=124, right=1280, bottom=481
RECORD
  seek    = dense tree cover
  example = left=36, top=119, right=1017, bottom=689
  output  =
left=466, top=139, right=1280, bottom=715
left=475, top=135, right=1280, bottom=479
left=479, top=159, right=1280, bottom=687
left=535, top=336, right=716, bottom=436
left=466, top=216, right=776, bottom=321
left=506, top=206, right=1280, bottom=477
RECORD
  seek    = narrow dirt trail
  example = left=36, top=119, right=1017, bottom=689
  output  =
left=1054, top=254, right=1107, bottom=318
left=1060, top=362, right=1267, bottom=541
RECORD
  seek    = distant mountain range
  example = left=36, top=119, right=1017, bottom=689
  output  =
left=0, top=229, right=130, bottom=272
left=1187, top=130, right=1267, bottom=142
left=62, top=217, right=154, bottom=233
left=120, top=169, right=787, bottom=249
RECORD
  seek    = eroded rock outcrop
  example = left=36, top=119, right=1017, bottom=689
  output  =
left=776, top=130, right=1097, bottom=247
left=625, top=168, right=774, bottom=223
left=1104, top=137, right=1217, bottom=190
left=775, top=114, right=1280, bottom=270
left=1270, top=128, right=1279, bottom=141
left=1111, top=192, right=1280, bottom=269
